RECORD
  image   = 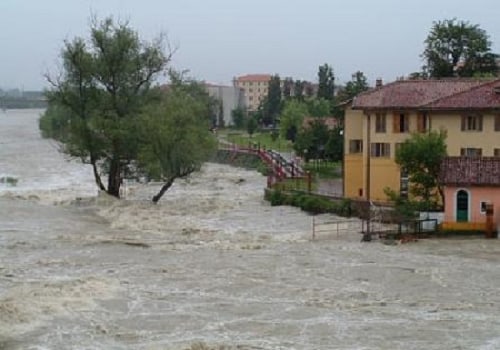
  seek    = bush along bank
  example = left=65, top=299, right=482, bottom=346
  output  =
left=264, top=188, right=354, bottom=217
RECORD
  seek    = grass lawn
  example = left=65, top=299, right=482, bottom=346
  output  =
left=304, top=160, right=342, bottom=179
left=222, top=129, right=294, bottom=152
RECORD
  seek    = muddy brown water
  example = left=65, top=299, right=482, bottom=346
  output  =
left=1, top=110, right=500, bottom=349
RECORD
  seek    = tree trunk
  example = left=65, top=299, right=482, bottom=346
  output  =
left=90, top=154, right=106, bottom=191
left=107, top=158, right=121, bottom=198
left=152, top=176, right=175, bottom=203
left=152, top=167, right=196, bottom=203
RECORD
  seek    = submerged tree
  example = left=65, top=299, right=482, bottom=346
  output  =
left=43, top=17, right=170, bottom=198
left=138, top=75, right=217, bottom=203
left=41, top=17, right=216, bottom=202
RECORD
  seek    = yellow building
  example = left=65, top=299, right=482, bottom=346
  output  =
left=233, top=74, right=272, bottom=112
left=343, top=78, right=500, bottom=202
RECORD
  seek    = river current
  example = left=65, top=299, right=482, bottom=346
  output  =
left=1, top=109, right=500, bottom=349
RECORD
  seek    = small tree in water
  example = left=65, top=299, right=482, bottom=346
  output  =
left=138, top=72, right=217, bottom=203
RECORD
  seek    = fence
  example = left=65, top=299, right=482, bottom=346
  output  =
left=311, top=216, right=364, bottom=240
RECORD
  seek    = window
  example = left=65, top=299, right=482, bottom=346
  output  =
left=375, top=113, right=386, bottom=133
left=481, top=201, right=488, bottom=214
left=494, top=148, right=500, bottom=157
left=349, top=139, right=363, bottom=154
left=249, top=88, right=253, bottom=93
left=393, top=113, right=409, bottom=133
left=495, top=115, right=500, bottom=131
left=370, top=143, right=390, bottom=157
left=461, top=114, right=483, bottom=131
left=417, top=112, right=429, bottom=133
left=460, top=148, right=482, bottom=157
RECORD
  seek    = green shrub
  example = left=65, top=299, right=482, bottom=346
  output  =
left=336, top=198, right=353, bottom=217
left=294, top=194, right=335, bottom=214
left=267, top=189, right=288, bottom=206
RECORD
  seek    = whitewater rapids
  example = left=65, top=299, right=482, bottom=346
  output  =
left=1, top=109, right=500, bottom=349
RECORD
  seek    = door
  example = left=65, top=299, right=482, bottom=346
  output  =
left=456, top=190, right=469, bottom=222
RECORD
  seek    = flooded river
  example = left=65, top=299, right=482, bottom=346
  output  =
left=1, top=109, right=500, bottom=349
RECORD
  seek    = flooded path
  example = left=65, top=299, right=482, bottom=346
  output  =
left=1, top=110, right=500, bottom=349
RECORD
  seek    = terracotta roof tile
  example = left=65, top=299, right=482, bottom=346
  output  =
left=426, top=80, right=500, bottom=109
left=352, top=79, right=500, bottom=110
left=440, top=157, right=500, bottom=186
left=236, top=74, right=272, bottom=82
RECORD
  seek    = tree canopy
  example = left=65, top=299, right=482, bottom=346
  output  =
left=259, top=74, right=282, bottom=126
left=423, top=18, right=498, bottom=78
left=279, top=99, right=309, bottom=142
left=317, top=63, right=335, bottom=100
left=41, top=17, right=216, bottom=202
left=337, top=71, right=370, bottom=101
left=138, top=75, right=217, bottom=202
left=395, top=130, right=447, bottom=208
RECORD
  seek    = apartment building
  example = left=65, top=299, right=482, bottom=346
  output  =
left=233, top=74, right=272, bottom=112
left=205, top=84, right=245, bottom=127
left=343, top=78, right=500, bottom=202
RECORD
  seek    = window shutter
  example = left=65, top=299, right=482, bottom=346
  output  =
left=461, top=116, right=466, bottom=131
left=478, top=115, right=483, bottom=131
left=417, top=113, right=424, bottom=132
left=460, top=148, right=465, bottom=156
left=393, top=113, right=400, bottom=133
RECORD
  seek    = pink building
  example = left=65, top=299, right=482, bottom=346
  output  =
left=440, top=157, right=500, bottom=233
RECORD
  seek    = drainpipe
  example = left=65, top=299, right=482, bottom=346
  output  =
left=362, top=112, right=372, bottom=242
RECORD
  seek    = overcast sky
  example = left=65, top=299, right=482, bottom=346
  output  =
left=1, top=0, right=499, bottom=90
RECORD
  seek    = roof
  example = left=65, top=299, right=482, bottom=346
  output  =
left=440, top=157, right=500, bottom=186
left=235, top=74, right=272, bottom=82
left=352, top=79, right=500, bottom=110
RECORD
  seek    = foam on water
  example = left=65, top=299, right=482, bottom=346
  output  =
left=94, top=163, right=320, bottom=248
left=2, top=110, right=500, bottom=349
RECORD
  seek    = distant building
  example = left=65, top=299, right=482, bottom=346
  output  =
left=233, top=74, right=317, bottom=113
left=205, top=84, right=246, bottom=127
left=233, top=74, right=272, bottom=112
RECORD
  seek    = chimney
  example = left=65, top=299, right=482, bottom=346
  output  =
left=375, top=78, right=383, bottom=88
